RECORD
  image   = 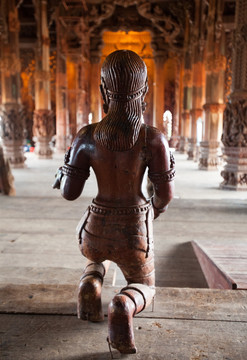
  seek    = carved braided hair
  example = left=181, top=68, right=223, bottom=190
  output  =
left=95, top=50, right=148, bottom=151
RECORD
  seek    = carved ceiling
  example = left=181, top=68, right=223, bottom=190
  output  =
left=13, top=0, right=235, bottom=54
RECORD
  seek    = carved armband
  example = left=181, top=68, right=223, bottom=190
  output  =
left=148, top=152, right=175, bottom=184
left=62, top=146, right=90, bottom=181
left=62, top=164, right=90, bottom=181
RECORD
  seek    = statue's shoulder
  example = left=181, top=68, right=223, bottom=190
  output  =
left=145, top=125, right=168, bottom=149
left=76, top=123, right=97, bottom=140
left=71, top=124, right=98, bottom=155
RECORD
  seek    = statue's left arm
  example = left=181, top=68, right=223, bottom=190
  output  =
left=53, top=130, right=90, bottom=201
left=147, top=128, right=175, bottom=219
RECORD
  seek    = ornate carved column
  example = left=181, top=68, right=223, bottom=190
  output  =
left=152, top=52, right=167, bottom=130
left=77, top=57, right=90, bottom=130
left=66, top=57, right=78, bottom=141
left=180, top=13, right=192, bottom=154
left=90, top=54, right=102, bottom=123
left=0, top=1, right=25, bottom=167
left=33, top=0, right=54, bottom=158
left=55, top=39, right=68, bottom=152
left=188, top=108, right=203, bottom=160
left=151, top=35, right=168, bottom=130
left=199, top=0, right=226, bottom=170
left=200, top=103, right=225, bottom=169
left=188, top=0, right=206, bottom=160
left=221, top=0, right=247, bottom=190
left=180, top=60, right=192, bottom=153
left=76, top=18, right=90, bottom=131
left=169, top=56, right=181, bottom=148
left=143, top=58, right=154, bottom=127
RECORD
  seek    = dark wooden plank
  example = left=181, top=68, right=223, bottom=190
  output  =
left=1, top=314, right=246, bottom=360
left=1, top=284, right=247, bottom=322
left=192, top=240, right=237, bottom=289
left=192, top=240, right=247, bottom=289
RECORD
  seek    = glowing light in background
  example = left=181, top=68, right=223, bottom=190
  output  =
left=163, top=110, right=172, bottom=140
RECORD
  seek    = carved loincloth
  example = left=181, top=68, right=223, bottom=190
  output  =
left=77, top=200, right=155, bottom=286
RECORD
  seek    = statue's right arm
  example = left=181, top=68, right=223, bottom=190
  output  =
left=55, top=128, right=90, bottom=201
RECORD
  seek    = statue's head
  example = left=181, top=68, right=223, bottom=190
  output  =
left=95, top=50, right=148, bottom=151
left=100, top=50, right=148, bottom=112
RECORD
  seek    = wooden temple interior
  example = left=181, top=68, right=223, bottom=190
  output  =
left=0, top=0, right=246, bottom=190
left=0, top=1, right=247, bottom=359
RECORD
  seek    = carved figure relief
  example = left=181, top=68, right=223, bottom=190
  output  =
left=0, top=54, right=21, bottom=76
left=33, top=109, right=54, bottom=138
left=221, top=170, right=247, bottom=188
left=0, top=104, right=24, bottom=142
left=221, top=100, right=247, bottom=148
left=205, top=54, right=226, bottom=73
left=53, top=50, right=175, bottom=354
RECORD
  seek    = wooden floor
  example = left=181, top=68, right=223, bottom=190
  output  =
left=1, top=153, right=247, bottom=359
left=1, top=285, right=247, bottom=360
left=192, top=240, right=247, bottom=290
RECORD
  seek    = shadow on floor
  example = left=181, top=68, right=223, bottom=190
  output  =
left=155, top=242, right=208, bottom=288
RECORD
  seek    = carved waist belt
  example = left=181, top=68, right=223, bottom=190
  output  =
left=90, top=200, right=152, bottom=216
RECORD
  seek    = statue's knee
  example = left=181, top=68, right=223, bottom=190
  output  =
left=121, top=283, right=155, bottom=312
left=109, top=283, right=155, bottom=317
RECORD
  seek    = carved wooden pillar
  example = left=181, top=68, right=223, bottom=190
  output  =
left=153, top=53, right=166, bottom=131
left=188, top=59, right=205, bottom=160
left=180, top=59, right=192, bottom=153
left=221, top=0, right=247, bottom=190
left=76, top=21, right=90, bottom=130
left=199, top=0, right=226, bottom=170
left=66, top=57, right=78, bottom=141
left=77, top=58, right=90, bottom=130
left=33, top=0, right=54, bottom=158
left=0, top=1, right=25, bottom=167
left=56, top=48, right=68, bottom=152
left=170, top=56, right=181, bottom=148
left=143, top=58, right=154, bottom=126
left=188, top=0, right=206, bottom=160
left=180, top=12, right=192, bottom=154
left=90, top=55, right=102, bottom=123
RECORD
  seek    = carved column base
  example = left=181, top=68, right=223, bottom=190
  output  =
left=220, top=147, right=247, bottom=190
left=179, top=136, right=188, bottom=154
left=187, top=138, right=197, bottom=161
left=0, top=103, right=26, bottom=168
left=1, top=141, right=26, bottom=168
left=35, top=136, right=53, bottom=159
left=199, top=140, right=221, bottom=170
left=33, top=110, right=54, bottom=159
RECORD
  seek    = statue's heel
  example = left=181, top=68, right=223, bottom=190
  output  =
left=77, top=274, right=104, bottom=322
left=77, top=265, right=105, bottom=322
left=108, top=283, right=155, bottom=354
left=108, top=294, right=137, bottom=354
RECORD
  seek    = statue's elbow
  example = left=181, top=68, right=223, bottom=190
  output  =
left=60, top=177, right=84, bottom=200
left=61, top=185, right=82, bottom=201
left=61, top=191, right=79, bottom=201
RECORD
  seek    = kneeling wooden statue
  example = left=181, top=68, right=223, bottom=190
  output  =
left=53, top=50, right=175, bottom=354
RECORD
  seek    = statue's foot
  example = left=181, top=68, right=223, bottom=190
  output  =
left=77, top=274, right=104, bottom=322
left=108, top=294, right=137, bottom=354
